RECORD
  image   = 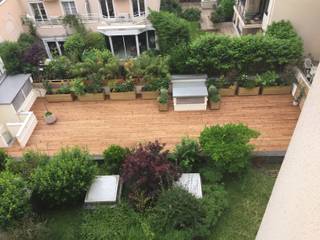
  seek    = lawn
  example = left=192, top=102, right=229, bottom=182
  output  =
left=43, top=164, right=280, bottom=240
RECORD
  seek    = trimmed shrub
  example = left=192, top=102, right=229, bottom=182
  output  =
left=84, top=32, right=106, bottom=50
left=64, top=33, right=86, bottom=61
left=121, top=141, right=181, bottom=207
left=103, top=145, right=129, bottom=174
left=171, top=137, right=203, bottom=172
left=266, top=20, right=301, bottom=40
left=17, top=33, right=36, bottom=50
left=160, top=0, right=182, bottom=16
left=5, top=150, right=49, bottom=180
left=79, top=203, right=149, bottom=240
left=211, top=0, right=235, bottom=23
left=0, top=42, right=22, bottom=74
left=44, top=56, right=73, bottom=79
left=0, top=149, right=8, bottom=171
left=168, top=43, right=194, bottom=74
left=181, top=8, right=201, bottom=22
left=0, top=171, right=30, bottom=228
left=148, top=11, right=191, bottom=54
left=31, top=147, right=97, bottom=208
left=199, top=124, right=259, bottom=174
left=150, top=187, right=207, bottom=238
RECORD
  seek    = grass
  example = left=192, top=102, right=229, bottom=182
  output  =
left=211, top=164, right=280, bottom=240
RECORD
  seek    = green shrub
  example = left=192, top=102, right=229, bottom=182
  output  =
left=238, top=74, right=260, bottom=88
left=0, top=171, right=30, bottom=228
left=181, top=8, right=201, bottom=22
left=266, top=20, right=301, bottom=40
left=160, top=0, right=182, bottom=15
left=256, top=71, right=280, bottom=87
left=148, top=11, right=191, bottom=54
left=64, top=33, right=86, bottom=61
left=168, top=43, right=194, bottom=74
left=111, top=80, right=134, bottom=92
left=31, top=147, right=97, bottom=208
left=158, top=88, right=169, bottom=104
left=199, top=124, right=259, bottom=174
left=171, top=137, right=203, bottom=172
left=70, top=78, right=86, bottom=95
left=84, top=32, right=106, bottom=50
left=45, top=56, right=73, bottom=79
left=0, top=42, right=22, bottom=74
left=211, top=0, right=235, bottom=23
left=201, top=185, right=228, bottom=228
left=5, top=150, right=49, bottom=180
left=199, top=165, right=223, bottom=184
left=150, top=187, right=207, bottom=238
left=103, top=145, right=129, bottom=174
left=79, top=203, right=149, bottom=240
left=0, top=149, right=8, bottom=171
left=17, top=33, right=36, bottom=50
left=208, top=85, right=220, bottom=102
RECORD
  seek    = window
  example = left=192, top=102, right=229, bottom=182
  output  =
left=111, top=35, right=138, bottom=58
left=0, top=57, right=5, bottom=77
left=99, top=0, right=114, bottom=18
left=61, top=1, right=77, bottom=15
left=147, top=30, right=156, bottom=49
left=132, top=0, right=145, bottom=16
left=43, top=39, right=65, bottom=59
left=30, top=2, right=48, bottom=21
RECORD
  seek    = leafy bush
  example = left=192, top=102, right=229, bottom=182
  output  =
left=56, top=84, right=72, bottom=94
left=199, top=124, right=259, bottom=174
left=70, top=78, right=86, bottom=95
left=79, top=203, right=148, bottom=240
left=45, top=56, right=73, bottom=79
left=256, top=71, right=281, bottom=87
left=150, top=187, right=207, bottom=238
left=64, top=33, right=86, bottom=61
left=103, top=145, right=129, bottom=174
left=181, top=8, right=201, bottom=22
left=121, top=141, right=181, bottom=207
left=0, top=42, right=22, bottom=74
left=148, top=11, right=191, bottom=54
left=0, top=149, right=8, bottom=171
left=31, top=147, right=97, bottom=208
left=208, top=85, right=220, bottom=102
left=211, top=0, right=235, bottom=23
left=171, top=137, right=203, bottom=172
left=158, top=88, right=169, bottom=104
left=0, top=171, right=30, bottom=228
left=111, top=80, right=134, bottom=92
left=238, top=74, right=260, bottom=88
left=84, top=32, right=106, bottom=50
left=168, top=43, right=194, bottom=74
left=266, top=20, right=301, bottom=40
left=17, top=33, right=36, bottom=50
left=160, top=0, right=182, bottom=15
left=5, top=150, right=49, bottom=180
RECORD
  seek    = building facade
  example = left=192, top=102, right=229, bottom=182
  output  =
left=233, top=0, right=320, bottom=59
left=0, top=0, right=160, bottom=58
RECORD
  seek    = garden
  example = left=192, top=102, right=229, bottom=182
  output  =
left=0, top=123, right=280, bottom=239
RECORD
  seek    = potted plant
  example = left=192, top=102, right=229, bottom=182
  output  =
left=208, top=85, right=221, bottom=110
left=237, top=74, right=260, bottom=96
left=44, top=81, right=74, bottom=103
left=109, top=79, right=136, bottom=100
left=44, top=111, right=57, bottom=125
left=213, top=75, right=237, bottom=97
left=141, top=83, right=159, bottom=100
left=158, top=88, right=169, bottom=112
left=71, top=78, right=105, bottom=101
left=258, top=71, right=292, bottom=95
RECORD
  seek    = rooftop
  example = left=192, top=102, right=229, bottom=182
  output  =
left=7, top=95, right=300, bottom=156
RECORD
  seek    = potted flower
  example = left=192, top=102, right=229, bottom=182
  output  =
left=237, top=74, right=261, bottom=96
left=71, top=78, right=105, bottom=101
left=214, top=75, right=237, bottom=97
left=158, top=88, right=169, bottom=112
left=208, top=85, right=221, bottom=110
left=258, top=71, right=292, bottom=95
left=44, top=111, right=57, bottom=125
left=109, top=79, right=136, bottom=100
left=44, top=81, right=74, bottom=103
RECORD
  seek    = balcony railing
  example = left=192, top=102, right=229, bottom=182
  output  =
left=234, top=0, right=263, bottom=25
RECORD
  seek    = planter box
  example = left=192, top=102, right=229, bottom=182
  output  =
left=238, top=87, right=260, bottom=96
left=46, top=94, right=74, bottom=102
left=209, top=100, right=220, bottom=110
left=77, top=93, right=105, bottom=101
left=159, top=102, right=169, bottom=112
left=110, top=91, right=136, bottom=100
left=262, top=86, right=291, bottom=95
left=142, top=91, right=159, bottom=100
left=219, top=85, right=237, bottom=96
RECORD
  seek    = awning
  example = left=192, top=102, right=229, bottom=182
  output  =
left=97, top=24, right=154, bottom=36
left=172, top=75, right=208, bottom=98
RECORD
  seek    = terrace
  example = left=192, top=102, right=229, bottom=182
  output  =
left=7, top=94, right=300, bottom=157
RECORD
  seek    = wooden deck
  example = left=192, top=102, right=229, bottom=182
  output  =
left=7, top=95, right=300, bottom=156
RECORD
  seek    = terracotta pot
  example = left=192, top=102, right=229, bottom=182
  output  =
left=77, top=93, right=105, bottom=101
left=238, top=87, right=260, bottom=96
left=219, top=85, right=237, bottom=96
left=261, top=86, right=291, bottom=95
left=45, top=94, right=74, bottom=103
left=159, top=102, right=169, bottom=111
left=142, top=91, right=159, bottom=100
left=209, top=100, right=221, bottom=110
left=44, top=113, right=57, bottom=125
left=110, top=91, right=136, bottom=100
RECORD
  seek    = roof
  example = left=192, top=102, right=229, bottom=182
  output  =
left=97, top=24, right=154, bottom=36
left=175, top=173, right=203, bottom=199
left=0, top=74, right=31, bottom=105
left=172, top=75, right=208, bottom=98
